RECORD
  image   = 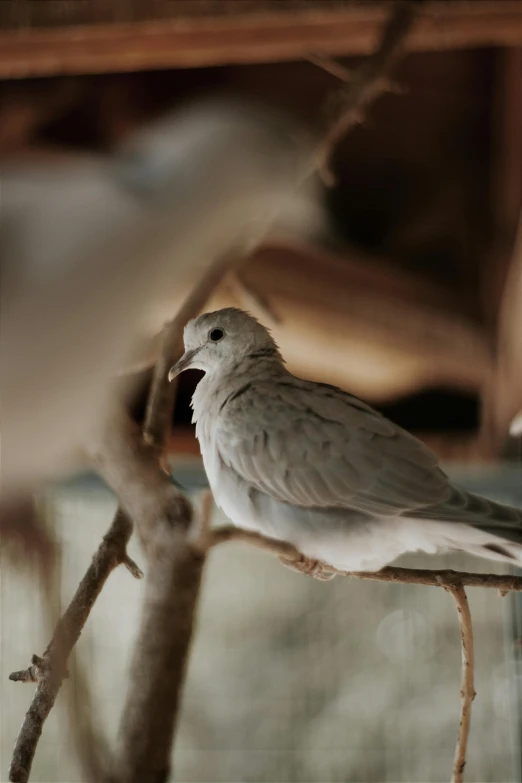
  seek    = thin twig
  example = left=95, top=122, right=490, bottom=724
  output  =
left=210, top=525, right=522, bottom=592
left=446, top=583, right=475, bottom=783
left=307, top=53, right=353, bottom=83
left=313, top=1, right=419, bottom=183
left=8, top=509, right=142, bottom=783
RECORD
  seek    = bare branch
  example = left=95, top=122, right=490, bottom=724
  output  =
left=8, top=509, right=141, bottom=783
left=307, top=53, right=353, bottom=83
left=114, top=521, right=206, bottom=783
left=446, top=583, right=475, bottom=783
left=314, top=1, right=420, bottom=183
left=210, top=525, right=522, bottom=592
left=211, top=524, right=304, bottom=561
left=92, top=314, right=212, bottom=783
left=91, top=418, right=205, bottom=783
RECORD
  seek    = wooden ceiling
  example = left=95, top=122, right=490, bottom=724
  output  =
left=1, top=2, right=522, bottom=77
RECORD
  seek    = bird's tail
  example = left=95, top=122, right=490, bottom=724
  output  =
left=411, top=486, right=522, bottom=565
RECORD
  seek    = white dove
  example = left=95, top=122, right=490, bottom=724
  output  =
left=169, top=308, right=522, bottom=576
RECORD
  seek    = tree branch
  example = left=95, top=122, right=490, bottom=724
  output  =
left=313, top=0, right=420, bottom=183
left=98, top=256, right=249, bottom=779
left=210, top=525, right=522, bottom=592
left=446, top=583, right=475, bottom=783
left=114, top=501, right=210, bottom=783
left=92, top=303, right=215, bottom=783
left=90, top=413, right=206, bottom=783
left=307, top=53, right=353, bottom=83
left=8, top=509, right=142, bottom=783
left=8, top=263, right=219, bottom=783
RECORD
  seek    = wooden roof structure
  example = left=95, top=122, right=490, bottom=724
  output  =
left=1, top=1, right=521, bottom=461
left=1, top=2, right=522, bottom=77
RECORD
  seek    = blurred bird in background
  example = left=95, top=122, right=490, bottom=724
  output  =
left=0, top=97, right=320, bottom=498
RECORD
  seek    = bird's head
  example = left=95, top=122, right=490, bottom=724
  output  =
left=168, top=307, right=282, bottom=380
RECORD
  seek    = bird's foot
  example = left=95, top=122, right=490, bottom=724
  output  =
left=279, top=554, right=336, bottom=581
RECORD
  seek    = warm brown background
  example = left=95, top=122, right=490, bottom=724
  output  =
left=1, top=2, right=521, bottom=450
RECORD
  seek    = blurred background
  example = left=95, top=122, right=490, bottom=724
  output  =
left=1, top=2, right=522, bottom=781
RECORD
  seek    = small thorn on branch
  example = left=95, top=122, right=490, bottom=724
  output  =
left=123, top=555, right=144, bottom=579
left=9, top=652, right=68, bottom=685
left=9, top=659, right=40, bottom=684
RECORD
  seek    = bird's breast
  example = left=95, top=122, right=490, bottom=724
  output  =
left=199, top=435, right=264, bottom=533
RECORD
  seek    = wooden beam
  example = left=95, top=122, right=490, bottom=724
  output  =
left=2, top=2, right=522, bottom=79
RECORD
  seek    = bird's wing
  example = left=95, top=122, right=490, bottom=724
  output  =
left=215, top=376, right=451, bottom=516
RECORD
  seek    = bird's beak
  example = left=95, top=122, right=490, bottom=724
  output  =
left=168, top=348, right=199, bottom=381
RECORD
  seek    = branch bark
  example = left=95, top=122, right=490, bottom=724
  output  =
left=8, top=509, right=142, bottom=783
left=93, top=294, right=216, bottom=783
left=446, top=583, right=475, bottom=783
left=114, top=519, right=206, bottom=783
left=93, top=414, right=208, bottom=783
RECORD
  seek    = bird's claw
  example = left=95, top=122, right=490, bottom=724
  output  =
left=279, top=555, right=336, bottom=581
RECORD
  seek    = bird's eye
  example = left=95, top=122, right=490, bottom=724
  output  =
left=209, top=327, right=225, bottom=342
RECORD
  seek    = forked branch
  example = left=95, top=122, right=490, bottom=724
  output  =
left=8, top=510, right=142, bottom=783
left=313, top=0, right=420, bottom=183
